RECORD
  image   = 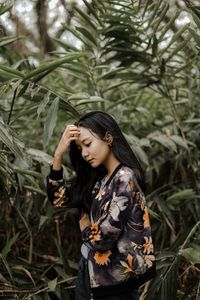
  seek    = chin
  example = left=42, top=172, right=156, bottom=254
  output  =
left=90, top=161, right=100, bottom=168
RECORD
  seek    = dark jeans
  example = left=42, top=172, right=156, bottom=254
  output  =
left=75, top=258, right=139, bottom=300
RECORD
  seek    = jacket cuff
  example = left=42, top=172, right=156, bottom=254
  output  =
left=49, top=165, right=63, bottom=180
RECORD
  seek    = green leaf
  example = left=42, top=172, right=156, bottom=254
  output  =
left=43, top=97, right=59, bottom=148
left=98, top=67, right=125, bottom=80
left=154, top=195, right=176, bottom=229
left=26, top=148, right=53, bottom=164
left=192, top=11, right=200, bottom=29
left=158, top=257, right=179, bottom=300
left=68, top=92, right=90, bottom=101
left=0, top=3, right=12, bottom=15
left=0, top=255, right=14, bottom=283
left=149, top=3, right=169, bottom=41
left=63, top=24, right=95, bottom=49
left=0, top=36, right=22, bottom=47
left=189, top=28, right=200, bottom=47
left=15, top=207, right=33, bottom=263
left=75, top=97, right=104, bottom=107
left=0, top=118, right=23, bottom=158
left=179, top=247, right=200, bottom=264
left=23, top=185, right=46, bottom=196
left=37, top=91, right=51, bottom=117
left=166, top=35, right=192, bottom=62
left=76, top=26, right=97, bottom=46
left=132, top=144, right=149, bottom=166
left=82, top=0, right=102, bottom=26
left=158, top=11, right=180, bottom=43
left=135, top=106, right=150, bottom=116
left=39, top=215, right=49, bottom=230
left=23, top=53, right=85, bottom=80
left=125, top=134, right=149, bottom=166
left=0, top=64, right=23, bottom=79
left=150, top=134, right=177, bottom=152
left=184, top=118, right=200, bottom=124
left=12, top=166, right=43, bottom=179
left=12, top=265, right=36, bottom=286
left=166, top=189, right=195, bottom=205
left=1, top=233, right=19, bottom=257
left=149, top=208, right=161, bottom=221
left=53, top=38, right=79, bottom=52
left=159, top=23, right=190, bottom=56
left=48, top=278, right=58, bottom=291
left=74, top=5, right=97, bottom=31
left=141, top=0, right=153, bottom=20
left=32, top=83, right=79, bottom=116
left=169, top=135, right=188, bottom=150
left=146, top=0, right=163, bottom=30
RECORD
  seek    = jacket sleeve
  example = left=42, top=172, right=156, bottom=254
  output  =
left=82, top=170, right=138, bottom=251
left=46, top=166, right=71, bottom=207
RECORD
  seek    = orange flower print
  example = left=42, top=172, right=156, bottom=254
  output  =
left=129, top=179, right=135, bottom=192
left=94, top=250, right=111, bottom=266
left=143, top=236, right=154, bottom=254
left=144, top=255, right=155, bottom=268
left=89, top=223, right=101, bottom=241
left=140, top=198, right=145, bottom=210
left=95, top=188, right=105, bottom=201
left=143, top=207, right=150, bottom=228
left=123, top=253, right=134, bottom=273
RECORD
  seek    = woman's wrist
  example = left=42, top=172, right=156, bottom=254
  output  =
left=49, top=164, right=63, bottom=180
left=53, top=155, right=63, bottom=171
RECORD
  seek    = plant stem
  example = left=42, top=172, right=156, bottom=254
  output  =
left=7, top=87, right=18, bottom=125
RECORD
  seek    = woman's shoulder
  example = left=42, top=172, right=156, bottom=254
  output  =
left=114, top=165, right=142, bottom=193
left=115, top=165, right=136, bottom=183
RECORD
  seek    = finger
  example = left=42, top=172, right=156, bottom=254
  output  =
left=69, top=129, right=80, bottom=139
left=66, top=124, right=80, bottom=131
left=69, top=134, right=79, bottom=141
left=70, top=129, right=80, bottom=135
left=70, top=136, right=77, bottom=140
left=60, top=128, right=79, bottom=140
left=62, top=125, right=78, bottom=135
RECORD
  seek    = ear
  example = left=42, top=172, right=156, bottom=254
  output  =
left=105, top=132, right=113, bottom=146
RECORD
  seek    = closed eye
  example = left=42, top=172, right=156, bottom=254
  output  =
left=85, top=142, right=91, bottom=147
left=77, top=142, right=91, bottom=151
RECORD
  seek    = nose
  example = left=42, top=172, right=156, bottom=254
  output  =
left=81, top=147, right=89, bottom=159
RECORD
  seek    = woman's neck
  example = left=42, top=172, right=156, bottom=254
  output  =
left=104, top=154, right=121, bottom=179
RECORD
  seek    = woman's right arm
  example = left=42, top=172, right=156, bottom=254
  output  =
left=47, top=124, right=80, bottom=207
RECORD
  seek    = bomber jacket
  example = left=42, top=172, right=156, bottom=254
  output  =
left=47, top=163, right=156, bottom=298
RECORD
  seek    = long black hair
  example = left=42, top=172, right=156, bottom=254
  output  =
left=69, top=111, right=145, bottom=213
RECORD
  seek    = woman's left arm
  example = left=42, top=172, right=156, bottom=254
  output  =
left=82, top=170, right=139, bottom=251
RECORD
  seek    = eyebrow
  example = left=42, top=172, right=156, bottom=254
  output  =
left=76, top=137, right=91, bottom=145
left=81, top=137, right=91, bottom=142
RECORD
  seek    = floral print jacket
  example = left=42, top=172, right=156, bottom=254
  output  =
left=47, top=164, right=156, bottom=297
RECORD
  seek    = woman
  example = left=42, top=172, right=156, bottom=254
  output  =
left=47, top=111, right=156, bottom=300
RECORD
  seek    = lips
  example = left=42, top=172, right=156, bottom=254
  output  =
left=88, top=159, right=94, bottom=164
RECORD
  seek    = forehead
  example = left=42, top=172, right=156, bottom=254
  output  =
left=76, top=126, right=97, bottom=144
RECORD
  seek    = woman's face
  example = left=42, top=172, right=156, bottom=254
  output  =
left=76, top=126, right=112, bottom=168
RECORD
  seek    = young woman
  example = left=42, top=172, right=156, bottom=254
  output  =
left=47, top=111, right=156, bottom=300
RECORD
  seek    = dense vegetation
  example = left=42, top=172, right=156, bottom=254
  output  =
left=0, top=0, right=200, bottom=299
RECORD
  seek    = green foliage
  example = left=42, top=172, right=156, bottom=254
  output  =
left=0, top=0, right=200, bottom=299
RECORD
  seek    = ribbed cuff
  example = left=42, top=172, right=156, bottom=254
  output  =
left=49, top=165, right=63, bottom=180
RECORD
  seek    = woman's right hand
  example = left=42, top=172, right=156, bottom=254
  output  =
left=53, top=124, right=80, bottom=170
